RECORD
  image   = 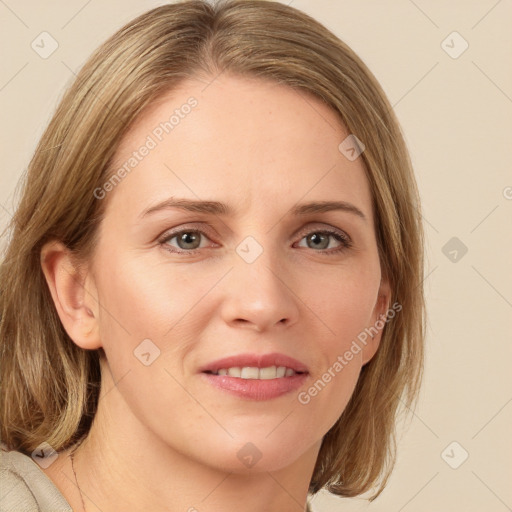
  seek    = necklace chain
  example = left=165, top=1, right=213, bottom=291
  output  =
left=70, top=440, right=87, bottom=512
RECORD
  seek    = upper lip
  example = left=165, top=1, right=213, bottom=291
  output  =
left=199, top=352, right=309, bottom=373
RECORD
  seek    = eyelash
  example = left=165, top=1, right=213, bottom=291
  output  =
left=158, top=225, right=353, bottom=256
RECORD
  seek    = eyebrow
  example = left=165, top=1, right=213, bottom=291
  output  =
left=139, top=198, right=367, bottom=222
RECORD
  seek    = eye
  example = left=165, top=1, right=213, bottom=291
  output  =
left=158, top=226, right=352, bottom=255
left=159, top=229, right=214, bottom=254
left=295, top=229, right=352, bottom=254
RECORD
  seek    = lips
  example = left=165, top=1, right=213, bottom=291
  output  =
left=198, top=352, right=309, bottom=374
left=200, top=371, right=308, bottom=400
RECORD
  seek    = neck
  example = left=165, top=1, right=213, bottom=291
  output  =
left=68, top=362, right=320, bottom=512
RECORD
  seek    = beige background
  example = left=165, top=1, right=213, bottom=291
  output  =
left=1, top=1, right=511, bottom=511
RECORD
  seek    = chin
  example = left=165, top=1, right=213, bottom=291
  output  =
left=198, top=434, right=312, bottom=474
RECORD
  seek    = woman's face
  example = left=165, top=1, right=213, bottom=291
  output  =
left=86, top=74, right=389, bottom=472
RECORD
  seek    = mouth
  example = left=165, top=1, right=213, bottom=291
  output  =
left=203, top=366, right=306, bottom=379
left=200, top=370, right=308, bottom=401
left=199, top=352, right=309, bottom=400
left=198, top=352, right=309, bottom=377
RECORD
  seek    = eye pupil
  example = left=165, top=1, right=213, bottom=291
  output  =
left=178, top=231, right=200, bottom=249
left=308, top=233, right=329, bottom=250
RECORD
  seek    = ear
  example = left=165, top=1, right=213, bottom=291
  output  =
left=40, top=240, right=102, bottom=350
left=361, top=276, right=392, bottom=366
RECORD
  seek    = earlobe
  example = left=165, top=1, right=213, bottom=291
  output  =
left=40, top=240, right=102, bottom=350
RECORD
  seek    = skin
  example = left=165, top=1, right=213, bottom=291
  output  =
left=40, top=73, right=390, bottom=512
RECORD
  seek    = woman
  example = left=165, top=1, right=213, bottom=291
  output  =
left=0, top=1, right=425, bottom=511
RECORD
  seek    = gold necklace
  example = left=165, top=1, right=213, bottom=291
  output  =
left=70, top=443, right=87, bottom=512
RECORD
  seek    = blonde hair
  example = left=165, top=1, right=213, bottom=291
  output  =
left=0, top=0, right=425, bottom=500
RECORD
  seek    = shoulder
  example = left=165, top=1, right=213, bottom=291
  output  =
left=0, top=444, right=72, bottom=512
left=306, top=497, right=318, bottom=512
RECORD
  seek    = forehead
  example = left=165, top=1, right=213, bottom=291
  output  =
left=104, top=74, right=374, bottom=224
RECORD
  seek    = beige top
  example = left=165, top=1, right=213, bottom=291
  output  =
left=0, top=447, right=315, bottom=512
left=0, top=448, right=72, bottom=512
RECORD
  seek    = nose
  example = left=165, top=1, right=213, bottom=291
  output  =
left=219, top=245, right=300, bottom=332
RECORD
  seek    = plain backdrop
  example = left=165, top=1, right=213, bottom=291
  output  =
left=1, top=1, right=511, bottom=511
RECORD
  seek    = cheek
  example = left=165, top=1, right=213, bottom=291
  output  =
left=92, top=251, right=234, bottom=398
left=299, top=259, right=380, bottom=342
left=296, top=351, right=362, bottom=441
left=95, top=251, right=206, bottom=347
left=91, top=253, right=206, bottom=435
left=290, top=265, right=378, bottom=430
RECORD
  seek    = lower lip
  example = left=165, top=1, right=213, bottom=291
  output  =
left=200, top=372, right=309, bottom=401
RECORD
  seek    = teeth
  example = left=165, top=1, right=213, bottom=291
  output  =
left=259, top=366, right=277, bottom=380
left=214, top=366, right=299, bottom=379
left=240, top=367, right=260, bottom=379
